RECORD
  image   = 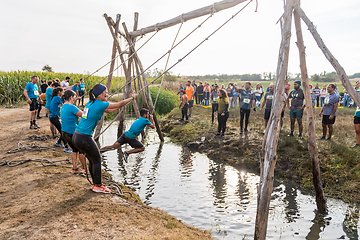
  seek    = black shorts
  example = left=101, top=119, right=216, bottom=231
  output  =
left=62, top=131, right=82, bottom=153
left=79, top=91, right=85, bottom=97
left=322, top=115, right=336, bottom=125
left=29, top=98, right=39, bottom=111
left=281, top=110, right=284, bottom=118
left=117, top=134, right=143, bottom=149
left=264, top=109, right=271, bottom=120
left=354, top=116, right=360, bottom=125
left=188, top=100, right=194, bottom=108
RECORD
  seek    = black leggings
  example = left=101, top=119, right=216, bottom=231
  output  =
left=240, top=108, right=251, bottom=130
left=78, top=91, right=85, bottom=105
left=72, top=131, right=102, bottom=185
left=217, top=112, right=229, bottom=134
left=181, top=104, right=188, bottom=120
left=49, top=117, right=68, bottom=147
left=212, top=103, right=218, bottom=123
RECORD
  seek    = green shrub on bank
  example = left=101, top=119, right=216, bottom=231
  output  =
left=0, top=70, right=125, bottom=104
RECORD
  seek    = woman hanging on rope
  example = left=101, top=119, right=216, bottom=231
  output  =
left=60, top=90, right=86, bottom=173
left=72, top=83, right=137, bottom=194
left=49, top=87, right=72, bottom=153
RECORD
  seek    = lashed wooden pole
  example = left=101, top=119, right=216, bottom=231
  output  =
left=293, top=0, right=326, bottom=212
left=293, top=3, right=360, bottom=107
left=122, top=22, right=165, bottom=142
left=94, top=14, right=121, bottom=140
left=128, top=0, right=248, bottom=38
left=255, top=0, right=294, bottom=239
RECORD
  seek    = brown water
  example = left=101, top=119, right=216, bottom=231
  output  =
left=99, top=119, right=359, bottom=239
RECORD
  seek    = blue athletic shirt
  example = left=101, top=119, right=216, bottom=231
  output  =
left=71, top=85, right=78, bottom=92
left=79, top=83, right=85, bottom=92
left=76, top=100, right=110, bottom=136
left=25, top=82, right=39, bottom=99
left=50, top=96, right=63, bottom=118
left=45, top=88, right=53, bottom=109
left=61, top=104, right=80, bottom=134
left=124, top=117, right=152, bottom=139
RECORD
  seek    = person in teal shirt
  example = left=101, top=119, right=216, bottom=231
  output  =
left=24, top=75, right=43, bottom=129
left=352, top=90, right=360, bottom=148
left=45, top=82, right=60, bottom=137
left=61, top=90, right=86, bottom=173
left=100, top=109, right=155, bottom=161
left=72, top=83, right=137, bottom=194
left=78, top=78, right=86, bottom=106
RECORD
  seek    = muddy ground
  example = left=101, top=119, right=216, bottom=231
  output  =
left=0, top=105, right=212, bottom=240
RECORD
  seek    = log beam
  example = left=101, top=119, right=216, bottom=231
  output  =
left=129, top=0, right=248, bottom=38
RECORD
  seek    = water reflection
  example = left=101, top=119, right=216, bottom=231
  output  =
left=99, top=119, right=360, bottom=239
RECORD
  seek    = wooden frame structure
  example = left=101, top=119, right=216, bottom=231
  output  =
left=255, top=0, right=360, bottom=239
left=97, top=0, right=360, bottom=239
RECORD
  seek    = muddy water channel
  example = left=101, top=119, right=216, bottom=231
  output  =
left=99, top=120, right=359, bottom=239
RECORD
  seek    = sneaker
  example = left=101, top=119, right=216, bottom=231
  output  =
left=239, top=130, right=243, bottom=134
left=288, top=133, right=294, bottom=137
left=179, top=119, right=184, bottom=121
left=220, top=133, right=225, bottom=137
left=64, top=148, right=72, bottom=153
left=37, top=116, right=42, bottom=119
left=71, top=168, right=79, bottom=174
left=299, top=134, right=303, bottom=139
left=244, top=129, right=249, bottom=132
left=33, top=124, right=40, bottom=129
left=318, top=136, right=326, bottom=140
left=211, top=122, right=214, bottom=126
left=184, top=121, right=189, bottom=124
left=55, top=142, right=64, bottom=148
left=215, top=133, right=221, bottom=137
left=91, top=184, right=111, bottom=194
left=351, top=144, right=359, bottom=148
left=30, top=125, right=35, bottom=129
left=326, top=137, right=331, bottom=141
left=123, top=151, right=129, bottom=163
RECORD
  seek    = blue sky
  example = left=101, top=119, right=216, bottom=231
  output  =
left=1, top=0, right=359, bottom=77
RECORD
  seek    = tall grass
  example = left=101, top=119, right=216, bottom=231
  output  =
left=0, top=70, right=125, bottom=104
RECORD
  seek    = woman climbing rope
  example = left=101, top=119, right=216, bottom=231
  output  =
left=60, top=90, right=86, bottom=173
left=72, top=83, right=137, bottom=194
left=49, top=87, right=71, bottom=153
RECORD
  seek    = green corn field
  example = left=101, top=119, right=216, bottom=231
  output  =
left=0, top=70, right=126, bottom=105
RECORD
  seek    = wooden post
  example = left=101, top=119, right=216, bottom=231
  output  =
left=94, top=14, right=121, bottom=140
left=255, top=0, right=294, bottom=239
left=122, top=22, right=165, bottom=142
left=293, top=3, right=360, bottom=107
left=293, top=0, right=326, bottom=212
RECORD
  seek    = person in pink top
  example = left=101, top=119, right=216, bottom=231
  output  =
left=285, top=79, right=291, bottom=95
left=319, top=84, right=327, bottom=107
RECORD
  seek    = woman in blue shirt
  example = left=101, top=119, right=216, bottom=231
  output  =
left=78, top=79, right=86, bottom=106
left=45, top=82, right=60, bottom=137
left=49, top=88, right=71, bottom=153
left=61, top=90, right=86, bottom=173
left=72, top=83, right=137, bottom=194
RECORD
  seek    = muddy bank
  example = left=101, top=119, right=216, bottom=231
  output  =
left=161, top=106, right=360, bottom=203
left=0, top=106, right=212, bottom=240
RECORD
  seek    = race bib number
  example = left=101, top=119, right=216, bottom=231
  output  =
left=81, top=87, right=85, bottom=91
left=213, top=97, right=217, bottom=102
left=243, top=98, right=250, bottom=104
left=324, top=96, right=330, bottom=105
left=34, top=90, right=39, bottom=96
left=82, top=107, right=89, bottom=119
left=267, top=95, right=273, bottom=100
left=357, top=106, right=360, bottom=112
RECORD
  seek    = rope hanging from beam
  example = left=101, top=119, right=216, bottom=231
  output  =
left=96, top=0, right=253, bottom=139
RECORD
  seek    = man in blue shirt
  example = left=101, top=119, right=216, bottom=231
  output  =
left=100, top=109, right=155, bottom=162
left=24, top=75, right=43, bottom=129
left=318, top=84, right=339, bottom=140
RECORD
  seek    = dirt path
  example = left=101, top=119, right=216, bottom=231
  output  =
left=0, top=106, right=212, bottom=240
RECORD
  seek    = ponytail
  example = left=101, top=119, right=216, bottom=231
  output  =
left=62, top=90, right=76, bottom=102
left=52, top=87, right=63, bottom=100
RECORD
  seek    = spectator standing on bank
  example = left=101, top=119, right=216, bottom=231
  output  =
left=186, top=81, right=195, bottom=117
left=313, top=83, right=321, bottom=107
left=197, top=81, right=204, bottom=105
left=203, top=82, right=211, bottom=106
left=192, top=80, right=198, bottom=104
left=318, top=84, right=339, bottom=140
left=226, top=83, right=233, bottom=109
left=287, top=80, right=305, bottom=139
left=210, top=85, right=219, bottom=126
left=320, top=84, right=327, bottom=107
